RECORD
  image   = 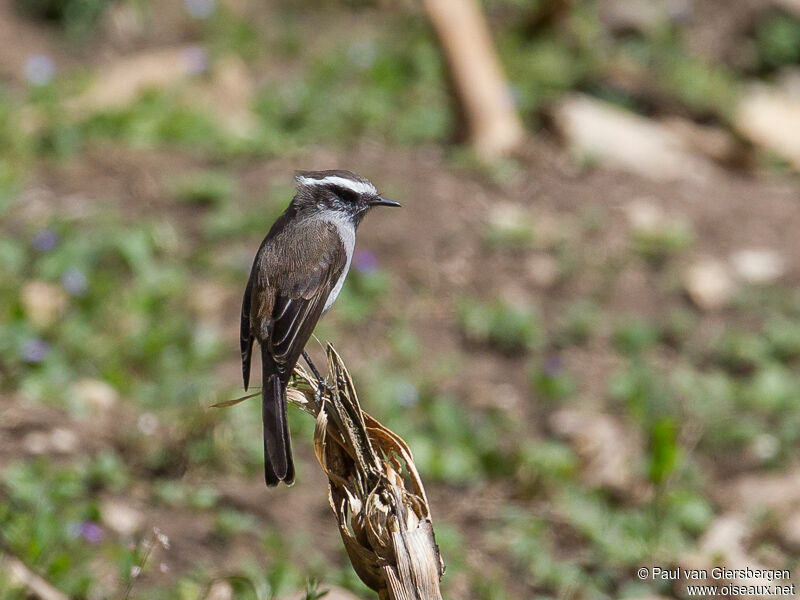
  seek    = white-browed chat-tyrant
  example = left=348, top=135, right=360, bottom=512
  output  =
left=240, top=170, right=400, bottom=486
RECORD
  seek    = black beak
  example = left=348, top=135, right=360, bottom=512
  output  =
left=369, top=196, right=401, bottom=208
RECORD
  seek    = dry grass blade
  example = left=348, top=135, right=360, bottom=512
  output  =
left=286, top=345, right=445, bottom=600
left=210, top=390, right=260, bottom=408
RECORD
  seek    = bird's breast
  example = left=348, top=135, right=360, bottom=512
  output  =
left=322, top=214, right=356, bottom=312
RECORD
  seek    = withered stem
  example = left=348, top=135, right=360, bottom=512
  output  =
left=287, top=345, right=444, bottom=600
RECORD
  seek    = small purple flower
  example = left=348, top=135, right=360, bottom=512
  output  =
left=182, top=46, right=209, bottom=76
left=24, top=54, right=56, bottom=86
left=79, top=522, right=105, bottom=544
left=32, top=228, right=58, bottom=252
left=62, top=268, right=88, bottom=297
left=21, top=338, right=50, bottom=363
left=353, top=249, right=378, bottom=273
left=543, top=355, right=563, bottom=377
left=183, top=0, right=215, bottom=19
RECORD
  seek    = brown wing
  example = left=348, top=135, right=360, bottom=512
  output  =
left=247, top=220, right=347, bottom=380
left=240, top=273, right=255, bottom=390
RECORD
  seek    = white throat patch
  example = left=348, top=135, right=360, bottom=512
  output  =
left=296, top=175, right=376, bottom=196
left=319, top=210, right=356, bottom=312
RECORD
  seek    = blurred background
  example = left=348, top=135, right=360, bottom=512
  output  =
left=1, top=0, right=800, bottom=598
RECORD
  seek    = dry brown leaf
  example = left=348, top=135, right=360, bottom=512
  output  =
left=550, top=408, right=643, bottom=497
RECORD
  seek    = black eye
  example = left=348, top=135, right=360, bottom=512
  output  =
left=332, top=186, right=359, bottom=203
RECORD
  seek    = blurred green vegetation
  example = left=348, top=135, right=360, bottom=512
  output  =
left=14, top=0, right=114, bottom=39
left=2, top=0, right=800, bottom=599
left=456, top=297, right=544, bottom=354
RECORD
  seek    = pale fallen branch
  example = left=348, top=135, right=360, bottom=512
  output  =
left=422, top=0, right=525, bottom=159
left=1, top=552, right=69, bottom=600
left=286, top=345, right=445, bottom=600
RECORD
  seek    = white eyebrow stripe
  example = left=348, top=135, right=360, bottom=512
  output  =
left=296, top=175, right=376, bottom=196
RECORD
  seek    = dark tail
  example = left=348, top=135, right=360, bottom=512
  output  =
left=262, top=351, right=295, bottom=487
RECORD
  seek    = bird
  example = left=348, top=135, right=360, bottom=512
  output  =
left=240, top=170, right=400, bottom=486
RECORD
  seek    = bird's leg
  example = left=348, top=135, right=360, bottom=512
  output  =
left=302, top=351, right=330, bottom=405
left=302, top=350, right=325, bottom=383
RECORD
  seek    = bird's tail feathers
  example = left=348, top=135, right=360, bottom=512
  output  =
left=262, top=356, right=295, bottom=487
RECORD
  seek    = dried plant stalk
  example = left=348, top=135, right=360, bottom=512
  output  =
left=286, top=345, right=445, bottom=600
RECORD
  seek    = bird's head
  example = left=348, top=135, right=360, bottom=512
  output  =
left=293, top=170, right=400, bottom=225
